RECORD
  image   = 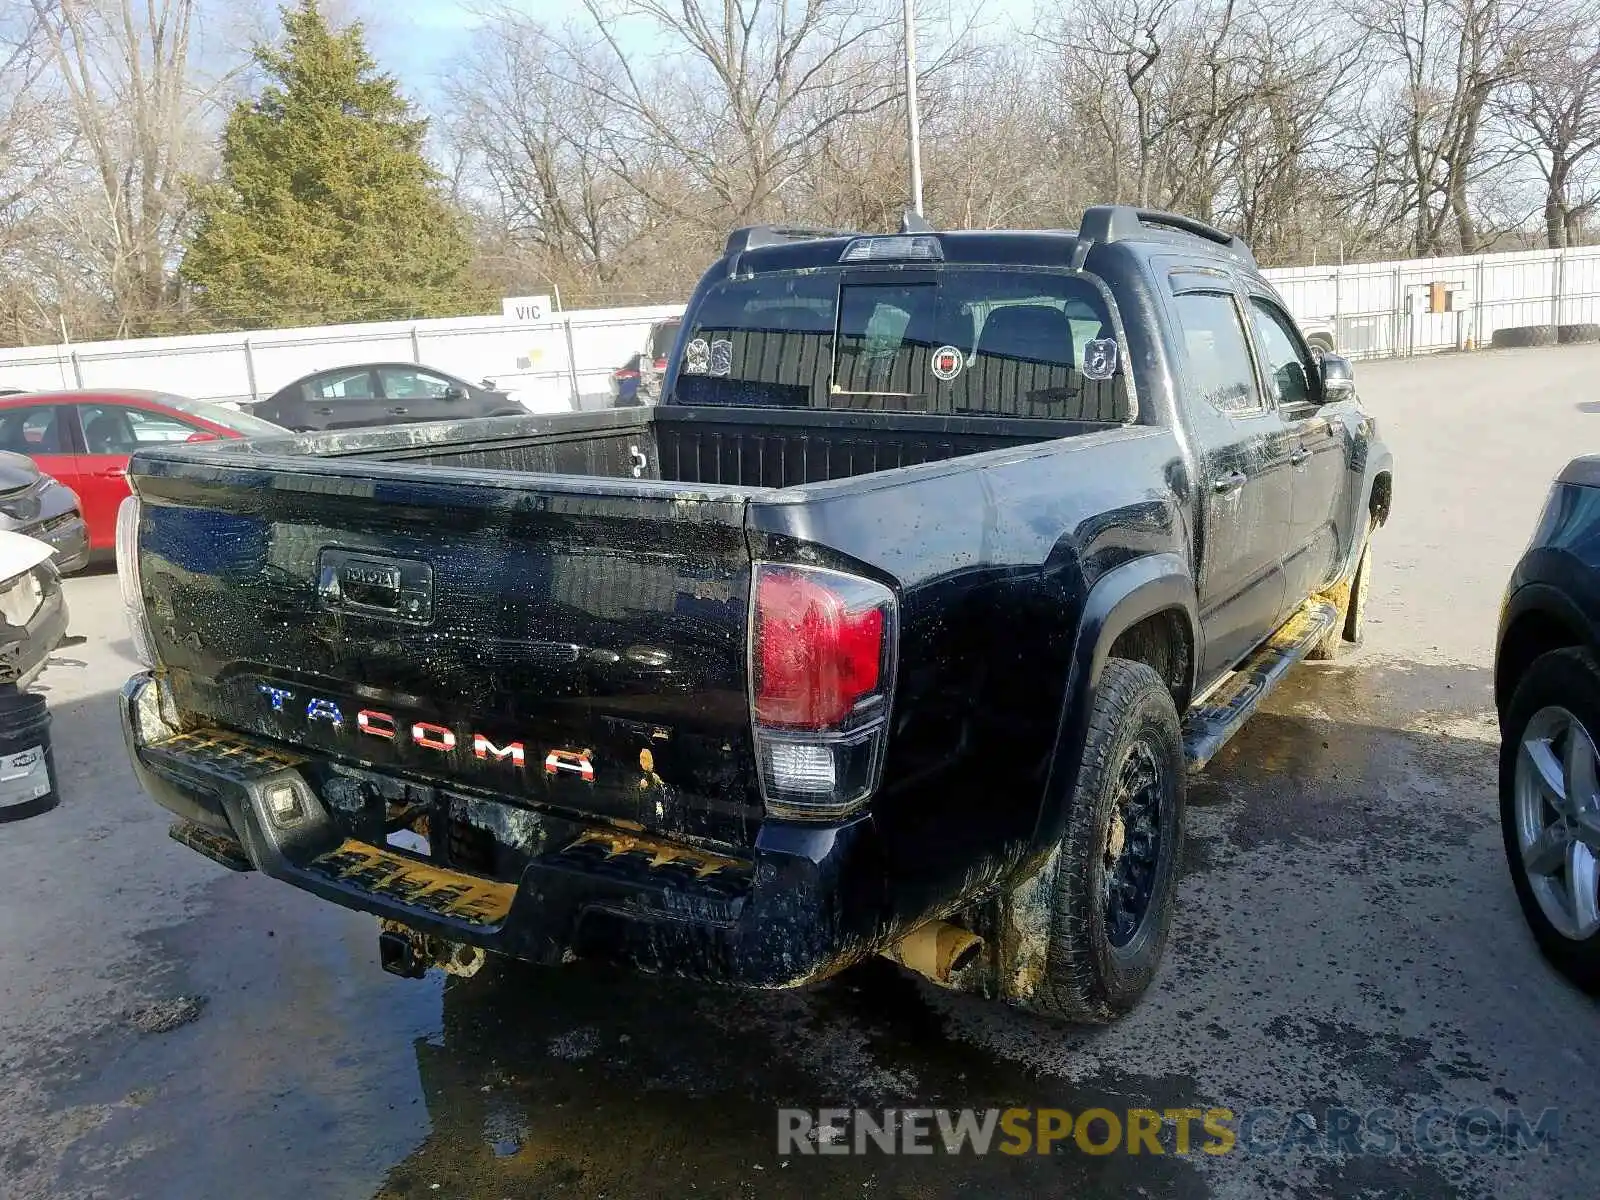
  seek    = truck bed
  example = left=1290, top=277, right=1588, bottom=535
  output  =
left=125, top=403, right=1127, bottom=860
left=294, top=406, right=1116, bottom=489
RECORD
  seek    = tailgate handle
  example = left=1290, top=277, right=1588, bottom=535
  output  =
left=340, top=564, right=401, bottom=609
left=317, top=550, right=433, bottom=623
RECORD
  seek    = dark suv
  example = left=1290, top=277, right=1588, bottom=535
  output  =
left=1496, top=456, right=1600, bottom=989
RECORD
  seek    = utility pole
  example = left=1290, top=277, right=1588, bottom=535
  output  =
left=903, top=0, right=924, bottom=216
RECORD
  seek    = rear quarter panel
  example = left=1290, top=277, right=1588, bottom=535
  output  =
left=749, top=424, right=1192, bottom=922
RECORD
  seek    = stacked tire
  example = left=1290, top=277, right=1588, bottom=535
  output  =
left=1492, top=325, right=1558, bottom=348
left=1492, top=324, right=1600, bottom=348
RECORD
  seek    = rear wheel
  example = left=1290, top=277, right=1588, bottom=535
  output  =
left=1029, top=658, right=1186, bottom=1023
left=1501, top=648, right=1600, bottom=992
left=1343, top=533, right=1372, bottom=643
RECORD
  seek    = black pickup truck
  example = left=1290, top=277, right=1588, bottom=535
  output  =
left=117, top=207, right=1393, bottom=1022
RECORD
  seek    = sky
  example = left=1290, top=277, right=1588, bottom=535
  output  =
left=352, top=0, right=1037, bottom=109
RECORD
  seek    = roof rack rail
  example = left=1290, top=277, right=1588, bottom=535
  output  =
left=1074, top=205, right=1256, bottom=269
left=723, top=225, right=854, bottom=258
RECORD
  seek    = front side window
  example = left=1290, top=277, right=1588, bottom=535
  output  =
left=672, top=268, right=1127, bottom=421
left=1171, top=292, right=1263, bottom=415
left=379, top=368, right=455, bottom=400
left=1248, top=298, right=1317, bottom=407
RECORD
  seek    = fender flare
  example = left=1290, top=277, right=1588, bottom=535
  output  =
left=1030, top=551, right=1199, bottom=854
left=1363, top=447, right=1394, bottom=523
left=1495, top=576, right=1600, bottom=708
left=1330, top=445, right=1393, bottom=585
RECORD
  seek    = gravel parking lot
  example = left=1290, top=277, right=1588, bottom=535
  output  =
left=2, top=344, right=1598, bottom=1200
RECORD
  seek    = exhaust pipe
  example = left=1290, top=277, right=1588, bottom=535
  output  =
left=442, top=941, right=486, bottom=978
left=884, top=920, right=984, bottom=986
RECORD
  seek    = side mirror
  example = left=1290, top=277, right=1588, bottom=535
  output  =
left=1320, top=353, right=1356, bottom=403
left=443, top=385, right=466, bottom=401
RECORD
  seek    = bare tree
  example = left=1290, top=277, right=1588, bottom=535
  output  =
left=566, top=0, right=906, bottom=230
left=28, top=0, right=213, bottom=335
left=1355, top=0, right=1547, bottom=254
left=1045, top=0, right=1185, bottom=208
left=1497, top=7, right=1600, bottom=247
left=443, top=15, right=652, bottom=287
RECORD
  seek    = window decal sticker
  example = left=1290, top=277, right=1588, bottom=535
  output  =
left=1083, top=338, right=1119, bottom=380
left=930, top=345, right=964, bottom=381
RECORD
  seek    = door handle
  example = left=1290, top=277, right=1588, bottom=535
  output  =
left=313, top=406, right=334, bottom=415
left=1290, top=448, right=1311, bottom=466
left=1213, top=470, right=1248, bottom=494
left=96, top=467, right=127, bottom=478
left=387, top=407, right=408, bottom=416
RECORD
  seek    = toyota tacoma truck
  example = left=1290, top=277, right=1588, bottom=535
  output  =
left=117, top=207, right=1393, bottom=1022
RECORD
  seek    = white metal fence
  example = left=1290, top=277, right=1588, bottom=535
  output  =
left=0, top=243, right=1594, bottom=407
left=0, top=303, right=685, bottom=412
left=1263, top=244, right=1600, bottom=359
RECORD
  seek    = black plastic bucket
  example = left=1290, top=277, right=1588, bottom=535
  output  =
left=0, top=686, right=57, bottom=823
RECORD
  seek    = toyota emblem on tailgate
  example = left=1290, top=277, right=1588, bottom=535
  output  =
left=317, top=549, right=433, bottom=623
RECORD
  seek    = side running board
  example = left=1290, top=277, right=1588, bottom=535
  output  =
left=1181, top=599, right=1339, bottom=771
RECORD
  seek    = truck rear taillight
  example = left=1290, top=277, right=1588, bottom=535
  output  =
left=115, top=496, right=157, bottom=667
left=751, top=564, right=896, bottom=820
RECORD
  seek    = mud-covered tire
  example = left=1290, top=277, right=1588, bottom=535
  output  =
left=1558, top=324, right=1600, bottom=345
left=1035, top=658, right=1185, bottom=1023
left=1344, top=534, right=1372, bottom=644
left=1492, top=325, right=1559, bottom=349
left=1500, top=648, right=1600, bottom=992
left=1307, top=525, right=1373, bottom=660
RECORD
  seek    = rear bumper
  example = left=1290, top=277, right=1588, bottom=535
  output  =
left=120, top=672, right=878, bottom=988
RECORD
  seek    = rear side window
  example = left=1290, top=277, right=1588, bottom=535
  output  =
left=673, top=268, right=1127, bottom=421
left=1170, top=292, right=1262, bottom=414
left=79, top=405, right=198, bottom=453
left=310, top=369, right=375, bottom=401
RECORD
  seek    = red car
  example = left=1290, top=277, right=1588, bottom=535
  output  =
left=0, top=390, right=284, bottom=552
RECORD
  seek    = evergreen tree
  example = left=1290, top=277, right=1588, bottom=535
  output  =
left=181, top=0, right=481, bottom=327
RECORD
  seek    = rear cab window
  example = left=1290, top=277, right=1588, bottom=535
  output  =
left=672, top=267, right=1130, bottom=422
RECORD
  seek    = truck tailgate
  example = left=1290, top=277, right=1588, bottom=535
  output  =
left=131, top=458, right=761, bottom=849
